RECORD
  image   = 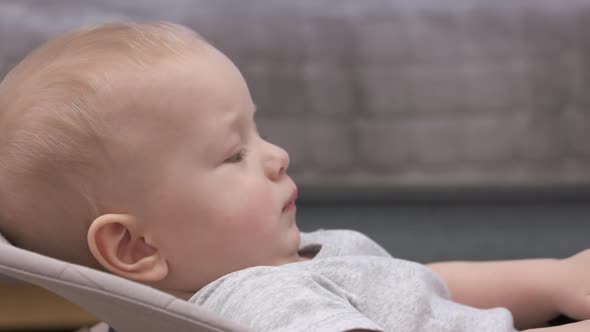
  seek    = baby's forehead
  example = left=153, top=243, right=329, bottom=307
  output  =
left=103, top=75, right=236, bottom=147
left=107, top=49, right=249, bottom=125
left=91, top=37, right=253, bottom=160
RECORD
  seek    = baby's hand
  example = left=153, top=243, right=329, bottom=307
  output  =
left=553, top=250, right=590, bottom=321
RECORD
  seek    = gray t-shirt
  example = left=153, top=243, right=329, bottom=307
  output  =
left=189, top=229, right=516, bottom=332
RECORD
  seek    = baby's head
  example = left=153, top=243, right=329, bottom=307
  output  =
left=0, top=22, right=302, bottom=298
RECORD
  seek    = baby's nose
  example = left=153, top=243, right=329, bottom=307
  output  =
left=264, top=143, right=290, bottom=181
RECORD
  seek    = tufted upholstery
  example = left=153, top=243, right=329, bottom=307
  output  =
left=1, top=1, right=589, bottom=190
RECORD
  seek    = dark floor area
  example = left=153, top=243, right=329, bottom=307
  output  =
left=297, top=200, right=590, bottom=263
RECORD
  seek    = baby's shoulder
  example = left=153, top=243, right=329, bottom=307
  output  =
left=190, top=264, right=339, bottom=306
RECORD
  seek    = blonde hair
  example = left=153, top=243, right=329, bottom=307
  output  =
left=0, top=22, right=204, bottom=266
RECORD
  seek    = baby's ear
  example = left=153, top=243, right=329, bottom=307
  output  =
left=87, top=213, right=168, bottom=283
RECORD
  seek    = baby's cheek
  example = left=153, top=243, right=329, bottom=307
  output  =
left=234, top=193, right=277, bottom=231
left=238, top=200, right=272, bottom=226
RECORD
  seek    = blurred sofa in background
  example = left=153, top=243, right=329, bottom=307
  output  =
left=1, top=0, right=589, bottom=262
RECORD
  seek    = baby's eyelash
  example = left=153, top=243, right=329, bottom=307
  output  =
left=225, top=148, right=248, bottom=163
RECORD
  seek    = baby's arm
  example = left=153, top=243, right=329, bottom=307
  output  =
left=428, top=250, right=590, bottom=330
left=427, top=259, right=560, bottom=329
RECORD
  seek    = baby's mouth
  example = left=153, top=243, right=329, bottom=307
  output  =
left=282, top=200, right=295, bottom=212
left=282, top=188, right=298, bottom=212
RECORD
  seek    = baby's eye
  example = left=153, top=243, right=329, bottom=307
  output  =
left=225, top=149, right=248, bottom=163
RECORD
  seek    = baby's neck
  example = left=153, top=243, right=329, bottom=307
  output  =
left=164, top=253, right=313, bottom=301
left=166, top=288, right=195, bottom=301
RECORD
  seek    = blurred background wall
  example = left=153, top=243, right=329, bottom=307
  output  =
left=1, top=0, right=589, bottom=262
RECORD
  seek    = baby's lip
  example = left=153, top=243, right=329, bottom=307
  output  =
left=283, top=188, right=298, bottom=211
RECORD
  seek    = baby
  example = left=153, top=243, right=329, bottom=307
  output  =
left=1, top=22, right=590, bottom=332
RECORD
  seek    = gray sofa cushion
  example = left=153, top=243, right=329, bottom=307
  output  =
left=1, top=0, right=590, bottom=190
